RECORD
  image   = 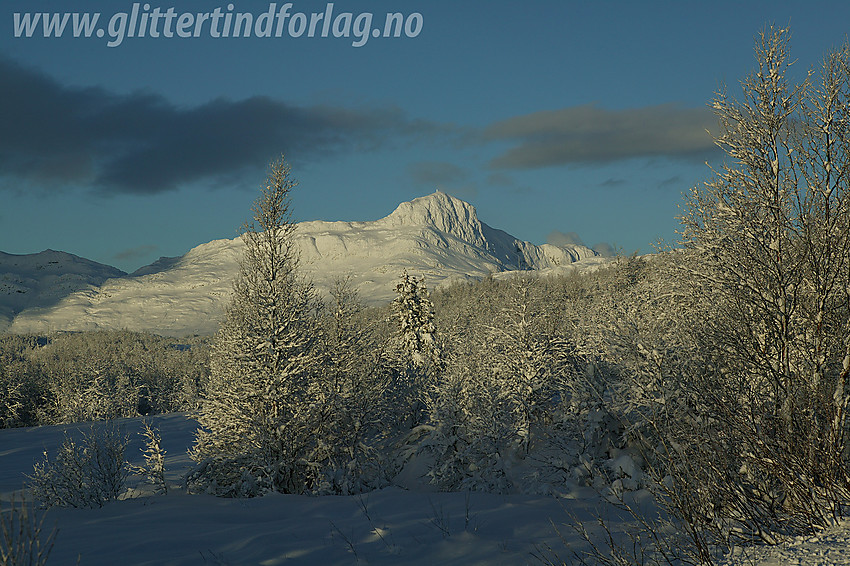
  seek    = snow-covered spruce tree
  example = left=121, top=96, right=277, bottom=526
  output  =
left=393, top=270, right=440, bottom=370
left=662, top=26, right=850, bottom=545
left=390, top=270, right=441, bottom=428
left=189, top=157, right=322, bottom=496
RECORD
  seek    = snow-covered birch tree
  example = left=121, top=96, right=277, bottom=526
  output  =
left=485, top=278, right=572, bottom=456
left=190, top=157, right=322, bottom=496
left=423, top=277, right=578, bottom=492
left=673, top=26, right=850, bottom=542
left=306, top=278, right=393, bottom=494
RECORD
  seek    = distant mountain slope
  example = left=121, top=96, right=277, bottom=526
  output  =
left=3, top=192, right=606, bottom=336
left=0, top=250, right=126, bottom=331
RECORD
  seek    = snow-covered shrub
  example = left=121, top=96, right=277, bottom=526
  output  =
left=185, top=457, right=271, bottom=498
left=422, top=364, right=511, bottom=492
left=484, top=279, right=577, bottom=454
left=664, top=27, right=850, bottom=547
left=28, top=425, right=130, bottom=508
left=0, top=331, right=210, bottom=427
left=84, top=371, right=139, bottom=421
left=132, top=421, right=168, bottom=495
left=569, top=28, right=850, bottom=554
left=42, top=364, right=140, bottom=425
left=0, top=371, right=24, bottom=429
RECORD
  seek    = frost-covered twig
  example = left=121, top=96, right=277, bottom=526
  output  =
left=0, top=494, right=56, bottom=566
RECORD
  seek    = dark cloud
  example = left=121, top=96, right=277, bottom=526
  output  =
left=113, top=244, right=159, bottom=262
left=599, top=178, right=627, bottom=188
left=547, top=230, right=585, bottom=248
left=591, top=242, right=616, bottom=257
left=548, top=230, right=615, bottom=257
left=658, top=175, right=684, bottom=189
left=483, top=103, right=718, bottom=169
left=485, top=172, right=516, bottom=188
left=407, top=161, right=468, bottom=188
left=0, top=57, right=440, bottom=195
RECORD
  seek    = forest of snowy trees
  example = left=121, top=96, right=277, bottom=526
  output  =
left=4, top=26, right=850, bottom=565
left=0, top=331, right=208, bottom=428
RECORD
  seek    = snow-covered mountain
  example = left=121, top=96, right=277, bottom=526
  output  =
left=2, top=192, right=606, bottom=336
left=0, top=250, right=127, bottom=330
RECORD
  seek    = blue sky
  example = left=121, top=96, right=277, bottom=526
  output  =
left=3, top=0, right=850, bottom=272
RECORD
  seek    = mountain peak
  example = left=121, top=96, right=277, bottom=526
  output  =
left=380, top=191, right=486, bottom=246
left=3, top=191, right=608, bottom=336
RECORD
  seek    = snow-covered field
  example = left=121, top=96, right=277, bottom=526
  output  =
left=4, top=414, right=848, bottom=565
left=0, top=414, right=616, bottom=565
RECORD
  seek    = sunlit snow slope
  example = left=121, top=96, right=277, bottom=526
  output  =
left=0, top=250, right=126, bottom=331
left=2, top=192, right=605, bottom=336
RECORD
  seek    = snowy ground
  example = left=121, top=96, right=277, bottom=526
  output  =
left=3, top=414, right=849, bottom=565
left=0, top=414, right=627, bottom=565
left=720, top=521, right=850, bottom=566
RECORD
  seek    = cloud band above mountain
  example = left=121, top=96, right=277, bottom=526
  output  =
left=2, top=56, right=719, bottom=198
left=0, top=56, right=440, bottom=195
left=483, top=103, right=718, bottom=169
